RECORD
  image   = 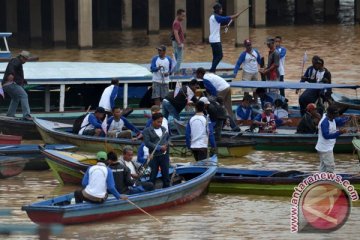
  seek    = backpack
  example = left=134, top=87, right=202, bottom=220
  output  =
left=72, top=113, right=89, bottom=134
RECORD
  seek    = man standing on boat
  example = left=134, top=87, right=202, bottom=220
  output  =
left=195, top=67, right=233, bottom=119
left=259, top=38, right=280, bottom=93
left=143, top=112, right=170, bottom=188
left=74, top=151, right=126, bottom=203
left=98, top=79, right=120, bottom=115
left=315, top=106, right=350, bottom=172
left=186, top=101, right=216, bottom=161
left=275, top=36, right=287, bottom=97
left=1, top=51, right=32, bottom=120
left=209, top=3, right=241, bottom=73
left=172, top=9, right=186, bottom=73
left=150, top=45, right=173, bottom=106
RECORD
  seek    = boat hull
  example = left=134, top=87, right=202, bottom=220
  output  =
left=0, top=134, right=22, bottom=144
left=0, top=157, right=27, bottom=178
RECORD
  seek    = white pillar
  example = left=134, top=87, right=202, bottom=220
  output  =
left=123, top=83, right=128, bottom=108
left=356, top=0, right=360, bottom=23
left=6, top=0, right=17, bottom=33
left=30, top=0, right=42, bottom=40
left=175, top=0, right=187, bottom=33
left=202, top=0, right=215, bottom=42
left=122, top=0, right=132, bottom=30
left=59, top=84, right=65, bottom=112
left=252, top=0, right=266, bottom=27
left=234, top=0, right=250, bottom=47
left=147, top=0, right=160, bottom=34
left=53, top=0, right=67, bottom=45
left=78, top=0, right=93, bottom=48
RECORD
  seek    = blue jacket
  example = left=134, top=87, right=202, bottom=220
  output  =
left=137, top=143, right=147, bottom=165
left=203, top=79, right=218, bottom=96
left=185, top=117, right=216, bottom=149
left=109, top=85, right=119, bottom=110
left=214, top=14, right=231, bottom=24
left=276, top=46, right=287, bottom=59
left=236, top=106, right=253, bottom=120
left=88, top=113, right=103, bottom=129
left=320, top=116, right=348, bottom=139
left=82, top=164, right=121, bottom=200
left=107, top=116, right=140, bottom=134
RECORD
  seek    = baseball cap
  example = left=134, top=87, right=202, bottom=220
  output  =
left=156, top=45, right=166, bottom=51
left=244, top=39, right=252, bottom=46
left=96, top=151, right=108, bottom=161
left=306, top=103, right=317, bottom=112
left=199, top=97, right=210, bottom=105
left=19, top=50, right=31, bottom=59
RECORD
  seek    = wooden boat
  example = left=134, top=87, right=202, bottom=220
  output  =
left=352, top=138, right=360, bottom=161
left=21, top=156, right=217, bottom=225
left=0, top=156, right=27, bottom=178
left=0, top=144, right=77, bottom=170
left=41, top=149, right=177, bottom=185
left=209, top=167, right=360, bottom=196
left=0, top=32, right=39, bottom=62
left=0, top=134, right=22, bottom=144
left=34, top=118, right=142, bottom=153
left=170, top=134, right=255, bottom=158
left=332, top=93, right=360, bottom=111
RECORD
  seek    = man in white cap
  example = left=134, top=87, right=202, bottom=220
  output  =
left=1, top=51, right=32, bottom=120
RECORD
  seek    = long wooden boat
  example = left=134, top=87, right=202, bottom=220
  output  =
left=209, top=167, right=360, bottom=196
left=0, top=144, right=77, bottom=170
left=239, top=128, right=358, bottom=153
left=352, top=138, right=360, bottom=161
left=0, top=134, right=22, bottom=144
left=0, top=156, right=27, bottom=178
left=332, top=93, right=360, bottom=111
left=34, top=118, right=141, bottom=153
left=21, top=156, right=217, bottom=225
left=170, top=135, right=256, bottom=158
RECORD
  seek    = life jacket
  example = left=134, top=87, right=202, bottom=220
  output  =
left=259, top=112, right=277, bottom=133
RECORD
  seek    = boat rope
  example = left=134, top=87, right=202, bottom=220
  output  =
left=126, top=199, right=163, bottom=224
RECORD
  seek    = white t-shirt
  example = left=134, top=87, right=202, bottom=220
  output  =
left=277, top=47, right=286, bottom=76
left=203, top=73, right=230, bottom=92
left=84, top=163, right=108, bottom=198
left=79, top=114, right=92, bottom=135
left=209, top=15, right=220, bottom=43
left=315, top=114, right=338, bottom=152
left=154, top=128, right=163, bottom=138
left=124, top=161, right=137, bottom=176
left=243, top=50, right=260, bottom=74
left=152, top=57, right=171, bottom=83
left=274, top=108, right=288, bottom=119
left=189, top=114, right=209, bottom=148
left=108, top=118, right=124, bottom=133
left=99, top=85, right=115, bottom=111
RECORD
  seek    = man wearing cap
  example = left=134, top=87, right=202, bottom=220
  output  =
left=74, top=151, right=126, bottom=204
left=98, top=78, right=120, bottom=115
left=234, top=40, right=262, bottom=90
left=296, top=103, right=321, bottom=134
left=162, top=79, right=199, bottom=121
left=1, top=50, right=32, bottom=120
left=196, top=67, right=233, bottom=119
left=315, top=105, right=350, bottom=172
left=275, top=36, right=287, bottom=97
left=172, top=9, right=186, bottom=73
left=186, top=101, right=216, bottom=161
left=150, top=45, right=173, bottom=106
left=259, top=38, right=280, bottom=93
left=209, top=3, right=241, bottom=73
left=79, top=107, right=106, bottom=136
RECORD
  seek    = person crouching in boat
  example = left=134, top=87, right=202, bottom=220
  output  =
left=186, top=101, right=217, bottom=161
left=107, top=148, right=154, bottom=194
left=315, top=106, right=351, bottom=172
left=74, top=151, right=127, bottom=203
left=296, top=103, right=321, bottom=134
left=236, top=95, right=254, bottom=125
left=253, top=102, right=291, bottom=133
left=143, top=112, right=170, bottom=188
left=78, top=107, right=106, bottom=136
left=106, top=106, right=140, bottom=139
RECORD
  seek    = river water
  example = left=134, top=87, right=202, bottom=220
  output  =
left=2, top=20, right=360, bottom=239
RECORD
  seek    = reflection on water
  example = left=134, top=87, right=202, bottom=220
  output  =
left=1, top=150, right=359, bottom=239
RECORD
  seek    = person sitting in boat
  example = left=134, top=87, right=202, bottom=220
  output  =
left=74, top=151, right=127, bottom=204
left=273, top=99, right=288, bottom=119
left=255, top=87, right=286, bottom=109
left=150, top=45, right=173, bottom=106
left=143, top=112, right=170, bottom=188
left=296, top=103, right=321, bottom=134
left=162, top=79, right=199, bottom=121
left=98, top=78, right=120, bottom=115
left=298, top=57, right=331, bottom=116
left=253, top=103, right=291, bottom=133
left=236, top=95, right=254, bottom=124
left=186, top=101, right=217, bottom=161
left=106, top=107, right=140, bottom=139
left=79, top=107, right=106, bottom=136
left=107, top=148, right=154, bottom=195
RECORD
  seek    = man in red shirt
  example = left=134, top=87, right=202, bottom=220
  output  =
left=172, top=9, right=186, bottom=74
left=259, top=37, right=280, bottom=93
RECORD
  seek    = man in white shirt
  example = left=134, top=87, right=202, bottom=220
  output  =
left=209, top=3, right=241, bottom=73
left=98, top=79, right=120, bottom=115
left=275, top=36, right=287, bottom=97
left=150, top=45, right=173, bottom=106
left=186, top=101, right=216, bottom=161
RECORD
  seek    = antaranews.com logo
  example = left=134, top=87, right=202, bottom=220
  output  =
left=290, top=172, right=359, bottom=233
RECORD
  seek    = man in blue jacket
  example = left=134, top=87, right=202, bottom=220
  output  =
left=79, top=107, right=106, bottom=136
left=74, top=151, right=127, bottom=203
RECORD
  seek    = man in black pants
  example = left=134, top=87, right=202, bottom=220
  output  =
left=142, top=113, right=170, bottom=188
